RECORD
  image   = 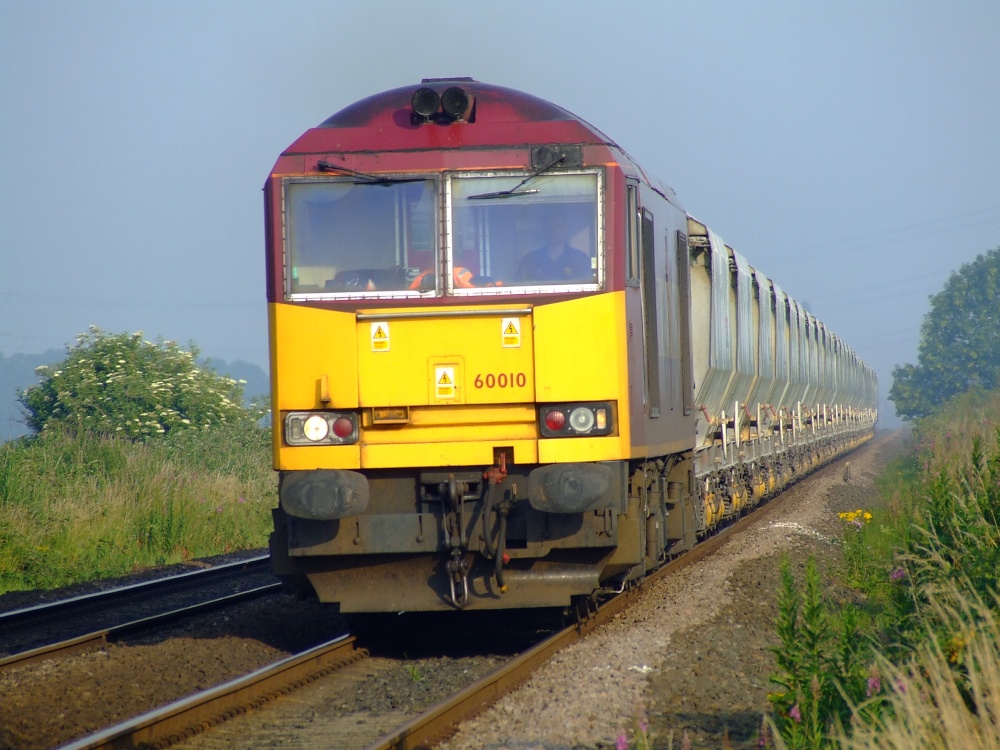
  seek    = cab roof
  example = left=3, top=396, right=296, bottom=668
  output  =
left=283, top=78, right=618, bottom=155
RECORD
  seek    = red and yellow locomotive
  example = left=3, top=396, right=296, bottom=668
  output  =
left=265, top=79, right=877, bottom=612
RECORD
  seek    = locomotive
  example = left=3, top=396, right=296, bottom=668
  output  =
left=265, top=79, right=877, bottom=613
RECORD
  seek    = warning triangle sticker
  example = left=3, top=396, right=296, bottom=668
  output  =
left=373, top=326, right=387, bottom=339
left=438, top=371, right=452, bottom=385
left=504, top=321, right=518, bottom=335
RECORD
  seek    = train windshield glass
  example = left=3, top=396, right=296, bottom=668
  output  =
left=449, top=171, right=601, bottom=294
left=284, top=179, right=436, bottom=298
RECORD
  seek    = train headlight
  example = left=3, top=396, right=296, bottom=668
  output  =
left=440, top=86, right=470, bottom=118
left=568, top=407, right=595, bottom=433
left=539, top=402, right=614, bottom=438
left=303, top=415, right=329, bottom=442
left=410, top=84, right=474, bottom=123
left=284, top=412, right=359, bottom=446
left=411, top=87, right=440, bottom=117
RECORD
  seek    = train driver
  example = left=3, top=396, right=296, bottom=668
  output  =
left=515, top=213, right=593, bottom=284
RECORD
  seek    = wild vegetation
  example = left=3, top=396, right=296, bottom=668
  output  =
left=19, top=326, right=265, bottom=439
left=764, top=389, right=1000, bottom=749
left=0, top=328, right=273, bottom=593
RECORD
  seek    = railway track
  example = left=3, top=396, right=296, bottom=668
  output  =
left=367, top=476, right=798, bottom=750
left=0, top=583, right=282, bottom=674
left=52, top=469, right=805, bottom=750
left=0, top=553, right=276, bottom=661
left=58, top=634, right=363, bottom=750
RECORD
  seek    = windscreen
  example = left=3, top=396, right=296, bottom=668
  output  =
left=284, top=179, right=436, bottom=297
left=449, top=172, right=601, bottom=292
left=282, top=171, right=602, bottom=299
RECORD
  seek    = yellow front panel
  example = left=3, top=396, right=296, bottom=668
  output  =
left=537, top=435, right=622, bottom=463
left=533, top=292, right=633, bottom=458
left=271, top=294, right=635, bottom=471
left=533, top=293, right=627, bottom=402
left=270, top=303, right=358, bottom=409
left=356, top=308, right=534, bottom=407
left=361, top=405, right=537, bottom=444
left=278, top=444, right=362, bottom=470
left=362, top=439, right=539, bottom=469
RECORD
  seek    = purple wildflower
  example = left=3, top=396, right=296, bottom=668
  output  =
left=894, top=678, right=907, bottom=694
left=789, top=704, right=802, bottom=723
left=867, top=675, right=881, bottom=697
left=759, top=717, right=771, bottom=748
left=237, top=496, right=246, bottom=504
left=215, top=505, right=224, bottom=513
left=616, top=732, right=629, bottom=750
left=890, top=568, right=906, bottom=581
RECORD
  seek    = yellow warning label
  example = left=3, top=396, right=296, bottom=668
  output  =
left=435, top=366, right=456, bottom=399
left=370, top=321, right=389, bottom=352
left=501, top=317, right=521, bottom=348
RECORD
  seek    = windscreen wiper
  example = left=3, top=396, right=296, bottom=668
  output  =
left=316, top=160, right=425, bottom=185
left=467, top=153, right=566, bottom=200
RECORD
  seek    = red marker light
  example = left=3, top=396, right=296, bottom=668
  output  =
left=544, top=410, right=566, bottom=431
left=332, top=417, right=354, bottom=438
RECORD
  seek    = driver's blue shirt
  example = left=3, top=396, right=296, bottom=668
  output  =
left=516, top=245, right=592, bottom=283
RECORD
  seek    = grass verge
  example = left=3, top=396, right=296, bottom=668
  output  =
left=0, top=425, right=274, bottom=593
left=766, top=391, right=1000, bottom=748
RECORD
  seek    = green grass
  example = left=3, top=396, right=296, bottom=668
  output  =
left=837, top=452, right=921, bottom=641
left=0, top=424, right=275, bottom=593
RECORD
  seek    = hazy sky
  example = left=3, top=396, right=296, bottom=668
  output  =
left=2, top=2, right=998, bottom=425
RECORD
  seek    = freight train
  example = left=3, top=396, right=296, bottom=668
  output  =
left=265, top=79, right=878, bottom=613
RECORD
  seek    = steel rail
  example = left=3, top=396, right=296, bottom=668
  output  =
left=0, top=582, right=283, bottom=673
left=57, top=634, right=363, bottom=750
left=364, top=449, right=859, bottom=750
left=0, top=553, right=271, bottom=630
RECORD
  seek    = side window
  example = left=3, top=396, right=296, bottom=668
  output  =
left=676, top=231, right=694, bottom=416
left=641, top=208, right=661, bottom=418
left=625, top=182, right=640, bottom=286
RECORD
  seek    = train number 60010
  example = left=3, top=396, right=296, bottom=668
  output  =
left=474, top=372, right=527, bottom=389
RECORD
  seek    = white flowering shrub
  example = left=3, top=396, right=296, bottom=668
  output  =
left=19, top=326, right=264, bottom=440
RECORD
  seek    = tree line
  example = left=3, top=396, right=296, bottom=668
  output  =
left=890, top=247, right=1000, bottom=420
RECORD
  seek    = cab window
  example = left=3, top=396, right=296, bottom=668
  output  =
left=284, top=179, right=436, bottom=298
left=449, top=171, right=601, bottom=293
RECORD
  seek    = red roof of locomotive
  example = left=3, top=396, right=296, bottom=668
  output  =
left=282, top=78, right=618, bottom=156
